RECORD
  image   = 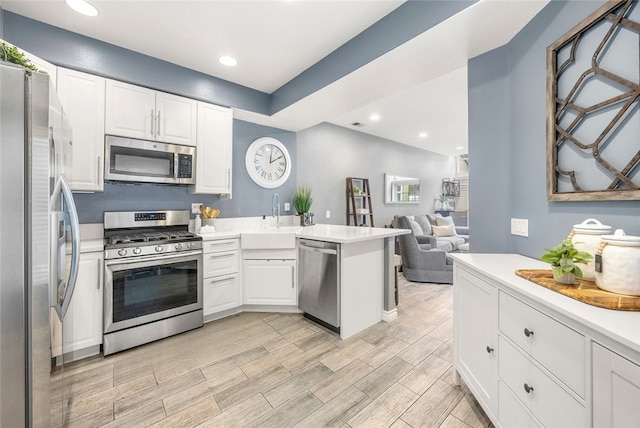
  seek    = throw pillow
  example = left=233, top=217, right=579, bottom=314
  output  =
left=415, top=215, right=433, bottom=235
left=435, top=215, right=455, bottom=227
left=432, top=224, right=456, bottom=237
left=426, top=213, right=438, bottom=225
left=407, top=219, right=424, bottom=236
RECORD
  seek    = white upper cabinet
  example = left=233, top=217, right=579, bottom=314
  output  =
left=189, top=102, right=233, bottom=195
left=105, top=79, right=196, bottom=146
left=57, top=68, right=106, bottom=192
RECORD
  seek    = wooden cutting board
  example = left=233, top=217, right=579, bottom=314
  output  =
left=515, top=269, right=640, bottom=311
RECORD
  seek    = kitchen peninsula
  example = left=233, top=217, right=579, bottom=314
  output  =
left=201, top=223, right=409, bottom=339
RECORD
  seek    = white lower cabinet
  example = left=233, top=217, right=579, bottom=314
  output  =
left=51, top=250, right=103, bottom=359
left=593, top=343, right=640, bottom=428
left=455, top=268, right=498, bottom=418
left=451, top=257, right=640, bottom=428
left=202, top=238, right=240, bottom=317
left=243, top=259, right=296, bottom=306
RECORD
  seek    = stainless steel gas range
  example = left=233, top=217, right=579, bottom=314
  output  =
left=103, top=210, right=203, bottom=356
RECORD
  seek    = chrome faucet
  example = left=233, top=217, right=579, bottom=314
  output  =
left=272, top=193, right=280, bottom=227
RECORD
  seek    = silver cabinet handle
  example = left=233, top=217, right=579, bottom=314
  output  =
left=227, top=168, right=231, bottom=187
left=291, top=265, right=295, bottom=288
left=156, top=110, right=161, bottom=136
left=150, top=109, right=155, bottom=136
left=97, top=156, right=103, bottom=186
left=97, top=258, right=102, bottom=290
left=209, top=275, right=235, bottom=284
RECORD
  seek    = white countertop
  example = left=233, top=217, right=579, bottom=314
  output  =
left=450, top=253, right=640, bottom=360
left=199, top=223, right=408, bottom=244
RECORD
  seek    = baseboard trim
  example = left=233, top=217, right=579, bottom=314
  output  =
left=382, top=309, right=398, bottom=322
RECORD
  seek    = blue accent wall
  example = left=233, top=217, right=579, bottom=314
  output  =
left=469, top=0, right=640, bottom=258
left=73, top=120, right=297, bottom=223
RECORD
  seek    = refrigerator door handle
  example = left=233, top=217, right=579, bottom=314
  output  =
left=57, top=175, right=80, bottom=319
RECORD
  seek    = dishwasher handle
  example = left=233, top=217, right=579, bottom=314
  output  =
left=299, top=245, right=337, bottom=256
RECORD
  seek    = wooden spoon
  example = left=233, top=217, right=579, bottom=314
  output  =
left=199, top=204, right=208, bottom=218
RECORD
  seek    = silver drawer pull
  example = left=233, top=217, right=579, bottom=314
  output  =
left=486, top=346, right=494, bottom=354
left=524, top=383, right=534, bottom=393
left=524, top=328, right=534, bottom=337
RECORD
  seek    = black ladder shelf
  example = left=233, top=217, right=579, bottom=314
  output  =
left=346, top=177, right=374, bottom=227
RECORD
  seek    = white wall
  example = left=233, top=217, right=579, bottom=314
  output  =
left=297, top=122, right=456, bottom=227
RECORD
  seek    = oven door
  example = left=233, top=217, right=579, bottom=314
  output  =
left=104, top=250, right=202, bottom=334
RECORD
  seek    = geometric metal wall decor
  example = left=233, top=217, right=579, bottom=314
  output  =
left=547, top=0, right=640, bottom=201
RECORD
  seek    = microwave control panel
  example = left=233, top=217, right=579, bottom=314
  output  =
left=177, top=154, right=193, bottom=178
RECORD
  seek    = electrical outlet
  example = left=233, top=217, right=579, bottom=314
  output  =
left=326, top=210, right=331, bottom=219
left=284, top=202, right=291, bottom=212
left=191, top=203, right=202, bottom=215
left=511, top=218, right=529, bottom=237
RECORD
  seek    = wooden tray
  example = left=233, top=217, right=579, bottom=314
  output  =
left=515, top=269, right=640, bottom=311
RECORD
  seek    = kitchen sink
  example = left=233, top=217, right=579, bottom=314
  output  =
left=241, top=227, right=301, bottom=249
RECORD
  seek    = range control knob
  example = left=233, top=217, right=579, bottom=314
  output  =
left=175, top=243, right=183, bottom=251
left=155, top=245, right=164, bottom=252
left=133, top=247, right=142, bottom=255
left=117, top=248, right=127, bottom=257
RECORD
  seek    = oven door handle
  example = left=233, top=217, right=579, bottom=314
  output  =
left=104, top=250, right=203, bottom=266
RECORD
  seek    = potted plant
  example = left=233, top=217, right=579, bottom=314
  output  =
left=540, top=239, right=593, bottom=284
left=0, top=42, right=38, bottom=71
left=293, top=185, right=313, bottom=226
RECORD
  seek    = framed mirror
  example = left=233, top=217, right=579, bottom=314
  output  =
left=384, top=173, right=420, bottom=204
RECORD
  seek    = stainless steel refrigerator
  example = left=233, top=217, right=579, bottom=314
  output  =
left=0, top=61, right=80, bottom=426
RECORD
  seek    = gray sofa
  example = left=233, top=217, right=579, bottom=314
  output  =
left=396, top=216, right=453, bottom=284
left=392, top=214, right=469, bottom=252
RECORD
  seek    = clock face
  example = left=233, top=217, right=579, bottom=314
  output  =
left=245, top=137, right=291, bottom=188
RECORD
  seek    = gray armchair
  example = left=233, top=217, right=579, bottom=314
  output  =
left=396, top=216, right=453, bottom=284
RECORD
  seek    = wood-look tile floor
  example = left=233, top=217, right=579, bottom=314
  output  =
left=51, top=275, right=492, bottom=428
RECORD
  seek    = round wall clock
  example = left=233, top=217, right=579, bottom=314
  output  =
left=245, top=137, right=291, bottom=188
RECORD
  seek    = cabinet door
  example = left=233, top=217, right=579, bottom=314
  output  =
left=51, top=252, right=103, bottom=357
left=593, top=343, right=640, bottom=428
left=57, top=68, right=106, bottom=192
left=454, top=268, right=498, bottom=418
left=243, top=259, right=296, bottom=305
left=189, top=102, right=233, bottom=195
left=105, top=79, right=155, bottom=140
left=203, top=273, right=240, bottom=316
left=155, top=91, right=197, bottom=146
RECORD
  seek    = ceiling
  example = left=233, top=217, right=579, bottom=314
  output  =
left=2, top=0, right=549, bottom=156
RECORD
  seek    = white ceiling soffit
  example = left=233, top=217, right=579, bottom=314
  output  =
left=1, top=0, right=404, bottom=93
left=235, top=0, right=549, bottom=156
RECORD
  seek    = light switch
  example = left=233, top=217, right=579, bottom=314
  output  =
left=284, top=202, right=290, bottom=212
left=326, top=210, right=331, bottom=219
left=511, top=218, right=529, bottom=237
left=191, top=203, right=202, bottom=214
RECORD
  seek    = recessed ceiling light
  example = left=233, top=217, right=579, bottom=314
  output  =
left=456, top=146, right=465, bottom=151
left=218, top=55, right=238, bottom=67
left=418, top=132, right=428, bottom=138
left=65, top=0, right=99, bottom=16
left=369, top=113, right=380, bottom=122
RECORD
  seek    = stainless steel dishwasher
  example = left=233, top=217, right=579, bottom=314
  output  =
left=298, top=239, right=340, bottom=332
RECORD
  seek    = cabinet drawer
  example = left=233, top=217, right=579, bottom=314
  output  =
left=203, top=238, right=239, bottom=254
left=203, top=251, right=239, bottom=277
left=498, top=382, right=541, bottom=428
left=203, top=273, right=240, bottom=316
left=499, top=337, right=585, bottom=428
left=499, top=291, right=585, bottom=397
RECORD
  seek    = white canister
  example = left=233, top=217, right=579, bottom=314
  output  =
left=568, top=218, right=612, bottom=282
left=595, top=229, right=640, bottom=296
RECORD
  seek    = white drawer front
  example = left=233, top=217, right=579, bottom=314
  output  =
left=203, top=273, right=240, bottom=316
left=499, top=337, right=585, bottom=428
left=498, top=382, right=542, bottom=428
left=203, top=251, right=239, bottom=278
left=499, top=291, right=585, bottom=397
left=203, top=238, right=239, bottom=254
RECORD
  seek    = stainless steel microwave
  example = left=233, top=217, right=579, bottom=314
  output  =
left=104, top=135, right=196, bottom=185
